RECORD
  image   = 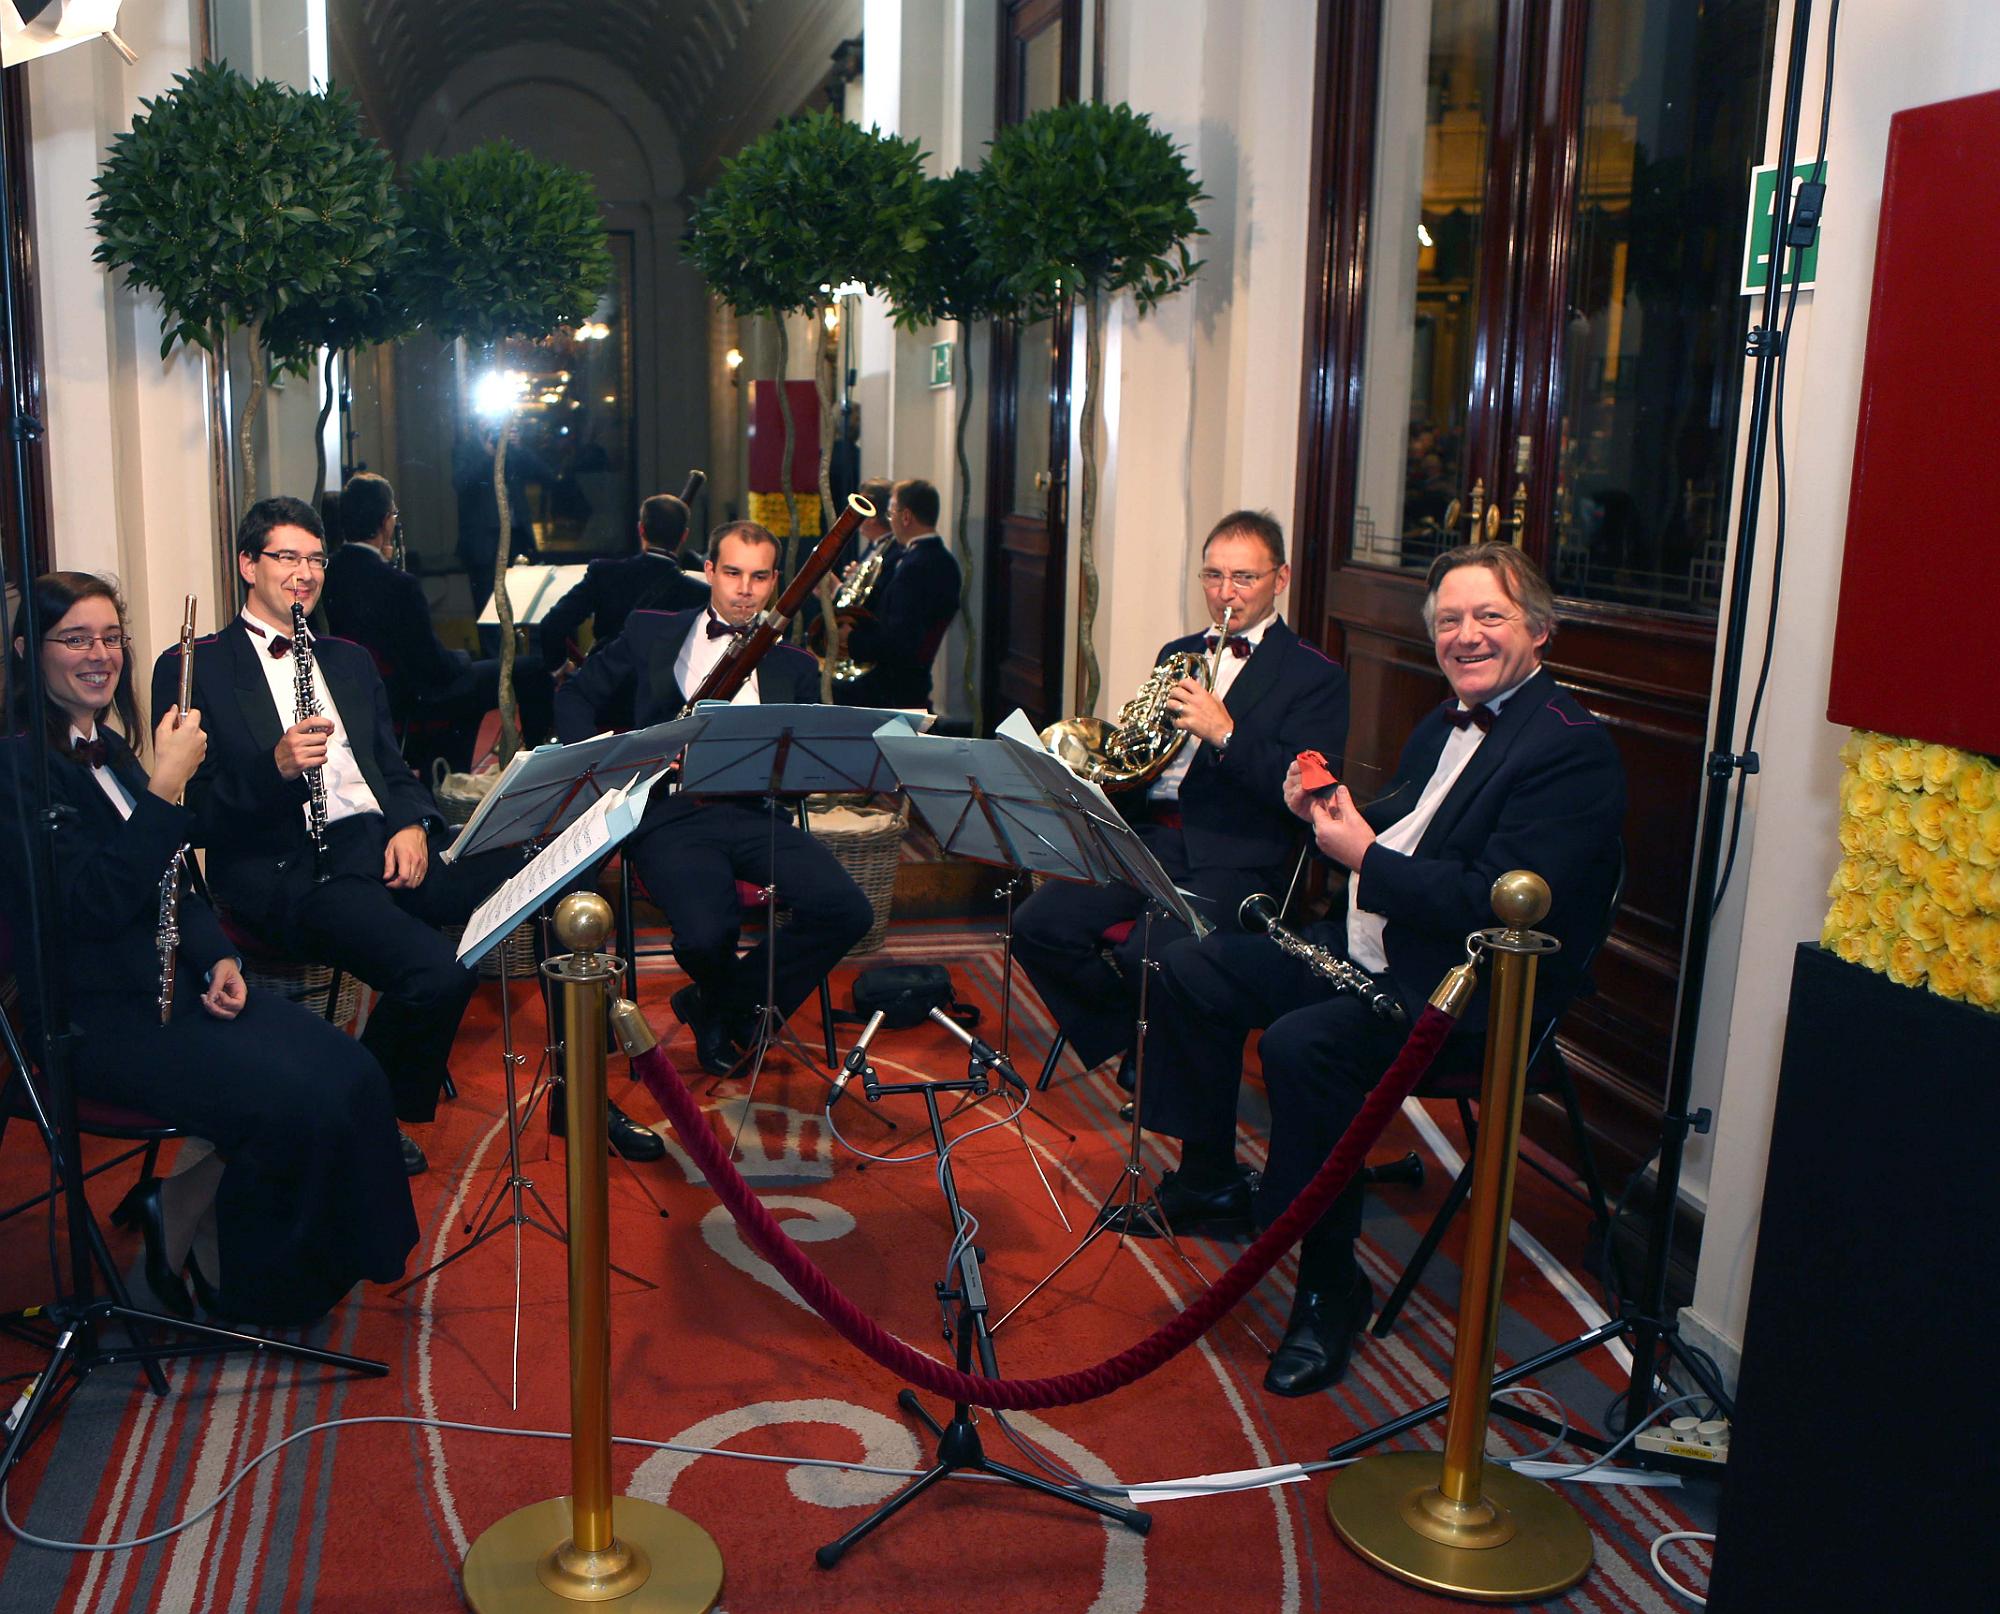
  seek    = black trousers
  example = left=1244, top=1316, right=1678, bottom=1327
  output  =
left=72, top=977, right=418, bottom=1325
left=624, top=797, right=871, bottom=1026
left=275, top=816, right=522, bottom=1122
left=1011, top=820, right=1277, bottom=1069
left=1143, top=925, right=1419, bottom=1272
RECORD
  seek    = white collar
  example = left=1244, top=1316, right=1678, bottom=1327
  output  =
left=1454, top=666, right=1538, bottom=715
left=1208, top=613, right=1278, bottom=647
left=240, top=607, right=307, bottom=643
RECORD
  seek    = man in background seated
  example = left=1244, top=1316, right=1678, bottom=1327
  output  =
left=541, top=493, right=711, bottom=686
left=556, top=521, right=872, bottom=1077
left=1133, top=542, right=1625, bottom=1397
left=322, top=472, right=499, bottom=772
left=836, top=478, right=960, bottom=712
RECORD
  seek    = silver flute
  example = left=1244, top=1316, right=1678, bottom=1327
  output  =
left=291, top=602, right=330, bottom=882
left=1238, top=892, right=1406, bottom=1023
left=157, top=594, right=198, bottom=1023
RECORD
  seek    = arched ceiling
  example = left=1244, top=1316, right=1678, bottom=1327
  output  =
left=329, top=0, right=860, bottom=186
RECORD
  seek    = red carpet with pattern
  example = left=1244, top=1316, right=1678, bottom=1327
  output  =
left=0, top=922, right=1717, bottom=1611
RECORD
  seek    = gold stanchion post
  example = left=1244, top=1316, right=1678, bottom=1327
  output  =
left=1326, top=872, right=1594, bottom=1602
left=462, top=894, right=724, bottom=1613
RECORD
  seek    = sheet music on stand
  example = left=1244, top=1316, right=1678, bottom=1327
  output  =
left=455, top=774, right=664, bottom=966
left=475, top=562, right=588, bottom=628
left=440, top=713, right=708, bottom=864
left=677, top=702, right=929, bottom=798
left=874, top=709, right=1206, bottom=936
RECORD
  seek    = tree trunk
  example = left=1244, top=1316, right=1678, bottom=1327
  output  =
left=311, top=348, right=337, bottom=511
left=772, top=318, right=801, bottom=604
left=492, top=419, right=523, bottom=765
left=953, top=331, right=981, bottom=732
left=1076, top=291, right=1103, bottom=716
left=238, top=322, right=267, bottom=507
left=814, top=307, right=839, bottom=702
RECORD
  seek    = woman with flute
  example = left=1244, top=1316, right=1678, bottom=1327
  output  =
left=2, top=572, right=416, bottom=1326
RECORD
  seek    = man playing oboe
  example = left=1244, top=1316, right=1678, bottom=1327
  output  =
left=153, top=498, right=663, bottom=1169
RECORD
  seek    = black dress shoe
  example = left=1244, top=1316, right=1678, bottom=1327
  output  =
left=188, top=1258, right=234, bottom=1322
left=1111, top=1165, right=1258, bottom=1239
left=672, top=983, right=745, bottom=1078
left=1263, top=1274, right=1373, bottom=1397
left=548, top=1083, right=667, bottom=1161
left=116, top=1178, right=193, bottom=1319
left=399, top=1129, right=428, bottom=1177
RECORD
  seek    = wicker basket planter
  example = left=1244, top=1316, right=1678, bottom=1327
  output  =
left=807, top=798, right=906, bottom=955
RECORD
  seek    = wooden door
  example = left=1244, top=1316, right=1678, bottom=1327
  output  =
left=982, top=0, right=1079, bottom=732
left=1295, top=0, right=1777, bottom=1180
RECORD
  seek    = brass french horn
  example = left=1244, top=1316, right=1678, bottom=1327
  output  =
left=1040, top=606, right=1232, bottom=792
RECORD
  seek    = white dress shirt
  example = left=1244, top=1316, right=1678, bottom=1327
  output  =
left=1345, top=672, right=1534, bottom=972
left=238, top=610, right=382, bottom=827
left=674, top=610, right=762, bottom=707
left=71, top=723, right=134, bottom=820
left=1148, top=613, right=1276, bottom=803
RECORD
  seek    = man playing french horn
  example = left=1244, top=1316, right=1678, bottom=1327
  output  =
left=1014, top=510, right=1350, bottom=1084
left=1131, top=542, right=1626, bottom=1399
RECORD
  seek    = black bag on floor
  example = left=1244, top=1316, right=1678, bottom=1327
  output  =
left=843, top=964, right=980, bottom=1032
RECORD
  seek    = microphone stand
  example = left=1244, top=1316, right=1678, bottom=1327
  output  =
left=813, top=1024, right=1150, bottom=1568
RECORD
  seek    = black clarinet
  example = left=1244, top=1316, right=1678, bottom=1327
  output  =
left=291, top=602, right=330, bottom=882
left=1238, top=892, right=1406, bottom=1022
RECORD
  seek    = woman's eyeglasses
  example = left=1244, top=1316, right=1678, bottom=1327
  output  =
left=46, top=631, right=132, bottom=653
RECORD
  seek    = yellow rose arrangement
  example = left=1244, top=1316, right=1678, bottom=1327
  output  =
left=1825, top=731, right=2000, bottom=1013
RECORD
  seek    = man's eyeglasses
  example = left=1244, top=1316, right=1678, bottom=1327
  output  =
left=1432, top=608, right=1520, bottom=636
left=259, top=549, right=328, bottom=571
left=46, top=631, right=133, bottom=653
left=1198, top=568, right=1278, bottom=590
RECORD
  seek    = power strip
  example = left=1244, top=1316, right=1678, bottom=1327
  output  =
left=1635, top=1416, right=1730, bottom=1465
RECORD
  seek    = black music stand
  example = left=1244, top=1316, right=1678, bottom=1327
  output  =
left=872, top=726, right=1216, bottom=1315
left=677, top=702, right=919, bottom=1153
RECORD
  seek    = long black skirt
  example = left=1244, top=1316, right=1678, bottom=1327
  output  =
left=68, top=980, right=418, bottom=1326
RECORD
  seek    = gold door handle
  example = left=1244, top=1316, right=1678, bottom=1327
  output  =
left=1484, top=479, right=1529, bottom=545
left=1031, top=469, right=1052, bottom=492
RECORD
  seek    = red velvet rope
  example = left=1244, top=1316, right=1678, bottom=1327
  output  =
left=633, top=1002, right=1460, bottom=1411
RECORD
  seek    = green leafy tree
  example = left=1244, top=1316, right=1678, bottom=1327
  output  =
left=685, top=110, right=936, bottom=688
left=887, top=169, right=1020, bottom=729
left=973, top=101, right=1204, bottom=715
left=90, top=62, right=402, bottom=516
left=400, top=139, right=613, bottom=763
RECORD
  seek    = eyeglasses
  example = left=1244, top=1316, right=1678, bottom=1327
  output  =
left=46, top=631, right=132, bottom=653
left=1198, top=568, right=1278, bottom=590
left=259, top=549, right=328, bottom=570
left=1432, top=608, right=1520, bottom=636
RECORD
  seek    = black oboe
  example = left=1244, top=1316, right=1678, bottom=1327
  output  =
left=291, top=602, right=330, bottom=882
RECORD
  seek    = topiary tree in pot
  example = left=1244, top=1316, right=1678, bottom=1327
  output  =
left=684, top=109, right=936, bottom=691
left=90, top=62, right=402, bottom=528
left=886, top=168, right=1020, bottom=730
left=973, top=100, right=1204, bottom=716
left=399, top=139, right=612, bottom=765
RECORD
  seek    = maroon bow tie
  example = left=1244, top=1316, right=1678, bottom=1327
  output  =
left=1203, top=633, right=1252, bottom=660
left=267, top=634, right=293, bottom=659
left=706, top=615, right=748, bottom=640
left=71, top=736, right=109, bottom=767
left=1444, top=702, right=1496, bottom=732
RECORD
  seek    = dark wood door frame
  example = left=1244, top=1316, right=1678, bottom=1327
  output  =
left=0, top=67, right=54, bottom=586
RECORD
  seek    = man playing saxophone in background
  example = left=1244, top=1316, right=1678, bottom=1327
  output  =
left=1014, top=510, right=1350, bottom=1087
left=1131, top=542, right=1626, bottom=1398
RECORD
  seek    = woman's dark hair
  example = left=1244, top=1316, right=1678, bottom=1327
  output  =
left=8, top=571, right=144, bottom=756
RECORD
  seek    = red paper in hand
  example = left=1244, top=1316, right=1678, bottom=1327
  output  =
left=1297, top=750, right=1338, bottom=794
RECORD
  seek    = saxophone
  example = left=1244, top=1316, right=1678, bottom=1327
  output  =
left=1041, top=606, right=1232, bottom=792
left=291, top=602, right=330, bottom=881
left=1238, top=892, right=1406, bottom=1023
left=157, top=594, right=198, bottom=1023
left=812, top=538, right=891, bottom=683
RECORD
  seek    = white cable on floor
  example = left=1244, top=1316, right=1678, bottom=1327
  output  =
left=1650, top=1529, right=1715, bottom=1604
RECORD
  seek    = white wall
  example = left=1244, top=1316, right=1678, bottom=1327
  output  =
left=1682, top=0, right=2000, bottom=1377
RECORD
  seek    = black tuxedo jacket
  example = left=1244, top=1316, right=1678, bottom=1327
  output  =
left=0, top=730, right=231, bottom=1026
left=150, top=619, right=436, bottom=919
left=1153, top=619, right=1350, bottom=875
left=1346, top=665, right=1626, bottom=1017
left=540, top=551, right=711, bottom=673
left=322, top=542, right=468, bottom=708
left=554, top=607, right=822, bottom=744
left=843, top=535, right=961, bottom=709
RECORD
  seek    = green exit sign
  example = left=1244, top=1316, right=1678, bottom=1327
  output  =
left=1741, top=161, right=1825, bottom=296
left=929, top=340, right=953, bottom=388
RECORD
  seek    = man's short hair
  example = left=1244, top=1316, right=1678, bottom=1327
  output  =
left=237, top=495, right=326, bottom=560
left=1202, top=510, right=1286, bottom=569
left=706, top=520, right=781, bottom=566
left=639, top=494, right=691, bottom=552
left=1421, top=542, right=1558, bottom=642
left=859, top=477, right=893, bottom=517
left=336, top=473, right=395, bottom=547
left=892, top=478, right=940, bottom=529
